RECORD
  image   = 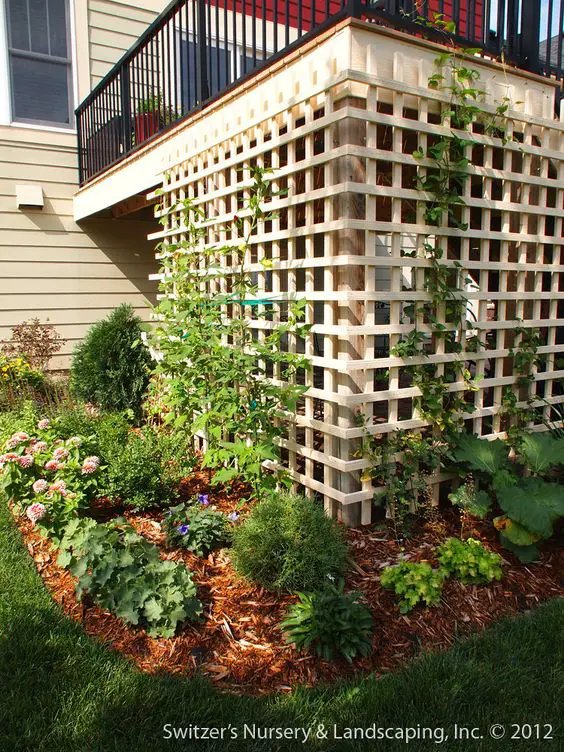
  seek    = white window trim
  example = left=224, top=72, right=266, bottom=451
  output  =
left=0, top=0, right=11, bottom=124
left=0, top=0, right=78, bottom=131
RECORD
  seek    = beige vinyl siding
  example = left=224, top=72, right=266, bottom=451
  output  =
left=0, top=125, right=158, bottom=369
left=88, top=0, right=165, bottom=86
left=0, top=0, right=166, bottom=369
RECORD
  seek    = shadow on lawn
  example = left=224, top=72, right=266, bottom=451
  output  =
left=0, top=596, right=562, bottom=752
left=0, top=498, right=561, bottom=752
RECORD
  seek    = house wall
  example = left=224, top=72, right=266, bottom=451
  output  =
left=0, top=0, right=166, bottom=369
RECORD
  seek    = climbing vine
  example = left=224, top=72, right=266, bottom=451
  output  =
left=391, top=13, right=514, bottom=434
left=149, top=167, right=310, bottom=500
left=361, top=428, right=446, bottom=539
left=363, top=13, right=519, bottom=526
left=501, top=326, right=543, bottom=445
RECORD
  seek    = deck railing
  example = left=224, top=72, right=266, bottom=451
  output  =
left=76, top=0, right=564, bottom=185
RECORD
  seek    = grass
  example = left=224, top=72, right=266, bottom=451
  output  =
left=0, top=501, right=561, bottom=752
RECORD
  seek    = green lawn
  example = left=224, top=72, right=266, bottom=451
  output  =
left=0, top=501, right=561, bottom=752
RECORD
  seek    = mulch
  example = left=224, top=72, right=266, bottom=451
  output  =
left=9, top=474, right=564, bottom=696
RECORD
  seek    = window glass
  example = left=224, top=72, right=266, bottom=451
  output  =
left=7, top=0, right=30, bottom=51
left=49, top=0, right=68, bottom=57
left=29, top=0, right=49, bottom=55
left=6, top=0, right=72, bottom=125
left=11, top=57, right=70, bottom=124
left=180, top=39, right=230, bottom=111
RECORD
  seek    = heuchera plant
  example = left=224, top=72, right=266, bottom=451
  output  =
left=436, top=537, right=502, bottom=584
left=380, top=561, right=446, bottom=613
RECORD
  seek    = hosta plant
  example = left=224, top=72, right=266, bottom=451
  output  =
left=436, top=537, right=502, bottom=585
left=280, top=579, right=373, bottom=663
left=380, top=561, right=445, bottom=613
left=58, top=517, right=202, bottom=637
left=163, top=499, right=232, bottom=556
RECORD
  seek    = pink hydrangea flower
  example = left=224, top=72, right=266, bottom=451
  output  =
left=84, top=456, right=100, bottom=467
left=26, top=502, right=47, bottom=524
left=32, top=479, right=49, bottom=494
left=68, top=436, right=82, bottom=446
left=0, top=453, right=19, bottom=468
left=85, top=403, right=99, bottom=416
left=18, top=455, right=33, bottom=469
left=53, top=447, right=69, bottom=461
left=30, top=441, right=48, bottom=455
left=5, top=432, right=28, bottom=449
left=48, top=480, right=67, bottom=497
left=44, top=459, right=59, bottom=471
left=37, top=419, right=50, bottom=430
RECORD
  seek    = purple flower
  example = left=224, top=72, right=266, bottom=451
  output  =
left=198, top=494, right=209, bottom=506
left=227, top=512, right=239, bottom=522
left=177, top=524, right=190, bottom=535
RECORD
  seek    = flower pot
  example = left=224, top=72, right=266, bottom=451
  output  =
left=134, top=111, right=160, bottom=143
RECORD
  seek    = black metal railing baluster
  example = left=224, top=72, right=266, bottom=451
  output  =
left=252, top=0, right=257, bottom=67
left=197, top=0, right=209, bottom=100
left=76, top=0, right=563, bottom=184
left=224, top=0, right=229, bottom=88
left=521, top=0, right=541, bottom=73
left=262, top=0, right=267, bottom=61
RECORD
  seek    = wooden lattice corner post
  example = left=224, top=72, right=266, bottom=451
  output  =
left=149, top=22, right=564, bottom=525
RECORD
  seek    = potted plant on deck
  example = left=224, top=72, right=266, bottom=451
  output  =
left=134, top=91, right=180, bottom=144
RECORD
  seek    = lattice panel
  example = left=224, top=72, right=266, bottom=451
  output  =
left=151, top=28, right=564, bottom=525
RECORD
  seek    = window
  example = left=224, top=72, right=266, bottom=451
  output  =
left=178, top=38, right=266, bottom=112
left=179, top=39, right=230, bottom=111
left=6, top=0, right=73, bottom=126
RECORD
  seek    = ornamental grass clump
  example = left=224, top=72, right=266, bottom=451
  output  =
left=231, top=492, right=347, bottom=592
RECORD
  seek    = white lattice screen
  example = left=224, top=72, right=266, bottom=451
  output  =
left=149, top=20, right=564, bottom=524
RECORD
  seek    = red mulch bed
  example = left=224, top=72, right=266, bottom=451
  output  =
left=9, top=474, right=564, bottom=696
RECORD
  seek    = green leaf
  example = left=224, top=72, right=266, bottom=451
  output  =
left=499, top=534, right=539, bottom=564
left=494, top=516, right=539, bottom=547
left=497, top=479, right=564, bottom=539
left=453, top=434, right=509, bottom=476
left=519, top=433, right=564, bottom=475
left=143, top=597, right=164, bottom=623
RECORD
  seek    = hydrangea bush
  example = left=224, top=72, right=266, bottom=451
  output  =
left=0, top=419, right=104, bottom=542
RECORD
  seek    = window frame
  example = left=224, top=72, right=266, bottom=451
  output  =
left=5, top=0, right=74, bottom=129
